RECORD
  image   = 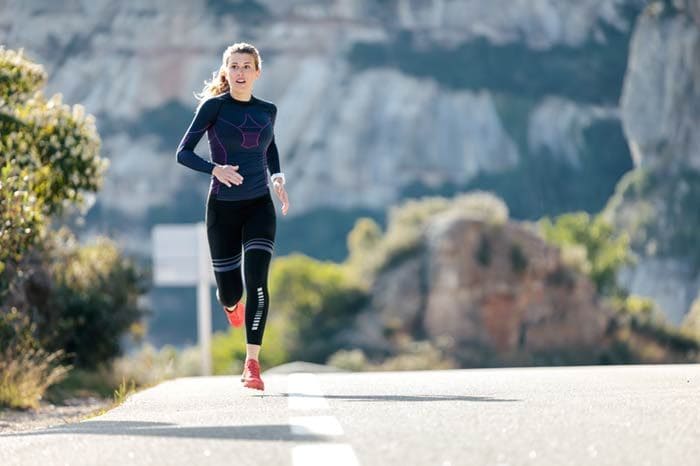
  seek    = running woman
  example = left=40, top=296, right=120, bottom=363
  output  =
left=176, top=42, right=289, bottom=391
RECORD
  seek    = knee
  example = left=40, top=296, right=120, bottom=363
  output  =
left=216, top=286, right=243, bottom=308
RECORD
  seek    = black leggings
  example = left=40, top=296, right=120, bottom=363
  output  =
left=206, top=193, right=276, bottom=345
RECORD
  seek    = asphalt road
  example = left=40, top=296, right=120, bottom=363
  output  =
left=1, top=364, right=698, bottom=466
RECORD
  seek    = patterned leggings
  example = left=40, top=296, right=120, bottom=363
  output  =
left=206, top=193, right=276, bottom=345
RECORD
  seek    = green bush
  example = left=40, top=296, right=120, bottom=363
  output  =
left=0, top=47, right=107, bottom=297
left=606, top=294, right=700, bottom=361
left=327, top=349, right=368, bottom=372
left=539, top=212, right=631, bottom=295
left=269, top=254, right=368, bottom=363
left=0, top=49, right=106, bottom=219
left=607, top=169, right=700, bottom=269
left=39, top=231, right=149, bottom=369
left=346, top=217, right=383, bottom=281
left=0, top=164, right=46, bottom=291
left=0, top=47, right=144, bottom=407
left=0, top=46, right=47, bottom=106
left=111, top=344, right=201, bottom=388
left=211, top=316, right=289, bottom=374
left=328, top=340, right=457, bottom=372
left=347, top=192, right=508, bottom=279
left=0, top=308, right=69, bottom=409
left=2, top=229, right=148, bottom=372
left=681, top=297, right=700, bottom=339
left=610, top=295, right=657, bottom=320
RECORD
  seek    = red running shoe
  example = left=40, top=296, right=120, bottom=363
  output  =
left=224, top=301, right=244, bottom=328
left=242, top=359, right=264, bottom=391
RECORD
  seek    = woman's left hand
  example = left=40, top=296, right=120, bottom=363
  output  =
left=273, top=180, right=289, bottom=216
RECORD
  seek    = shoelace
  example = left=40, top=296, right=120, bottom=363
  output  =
left=245, top=360, right=260, bottom=379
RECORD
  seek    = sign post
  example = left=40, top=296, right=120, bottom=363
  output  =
left=152, top=223, right=215, bottom=376
left=196, top=222, right=212, bottom=376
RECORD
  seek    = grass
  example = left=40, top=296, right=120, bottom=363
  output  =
left=82, top=377, right=139, bottom=420
left=0, top=349, right=70, bottom=410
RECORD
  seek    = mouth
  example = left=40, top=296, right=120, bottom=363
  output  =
left=235, top=79, right=246, bottom=84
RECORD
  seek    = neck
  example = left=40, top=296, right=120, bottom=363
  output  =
left=230, top=90, right=252, bottom=102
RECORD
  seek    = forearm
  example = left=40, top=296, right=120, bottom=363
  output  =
left=175, top=98, right=220, bottom=175
left=176, top=149, right=215, bottom=174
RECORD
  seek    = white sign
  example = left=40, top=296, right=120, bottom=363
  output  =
left=152, top=223, right=213, bottom=376
left=152, top=224, right=215, bottom=285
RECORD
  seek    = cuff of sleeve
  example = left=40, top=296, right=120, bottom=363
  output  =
left=271, top=173, right=286, bottom=185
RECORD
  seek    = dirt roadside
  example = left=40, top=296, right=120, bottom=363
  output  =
left=0, top=397, right=111, bottom=433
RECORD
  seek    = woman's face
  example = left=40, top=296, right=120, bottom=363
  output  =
left=225, top=52, right=260, bottom=95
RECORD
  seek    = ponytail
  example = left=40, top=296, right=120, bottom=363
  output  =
left=194, top=42, right=261, bottom=105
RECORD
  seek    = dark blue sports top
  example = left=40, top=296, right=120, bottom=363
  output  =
left=176, top=93, right=282, bottom=201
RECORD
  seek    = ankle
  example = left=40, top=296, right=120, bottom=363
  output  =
left=224, top=302, right=239, bottom=312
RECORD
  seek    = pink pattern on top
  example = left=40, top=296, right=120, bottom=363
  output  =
left=220, top=114, right=269, bottom=149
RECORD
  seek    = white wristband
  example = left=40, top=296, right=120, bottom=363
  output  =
left=271, top=173, right=286, bottom=185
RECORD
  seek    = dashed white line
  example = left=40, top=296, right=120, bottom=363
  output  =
left=292, top=443, right=360, bottom=466
left=290, top=416, right=344, bottom=436
left=287, top=373, right=330, bottom=410
left=288, top=373, right=361, bottom=466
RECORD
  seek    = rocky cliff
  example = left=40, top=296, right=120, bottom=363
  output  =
left=1, top=0, right=642, bottom=260
left=10, top=0, right=700, bottom=343
left=344, top=193, right=613, bottom=365
left=607, top=0, right=700, bottom=324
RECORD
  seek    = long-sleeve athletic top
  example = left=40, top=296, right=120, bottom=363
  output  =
left=176, top=92, right=282, bottom=201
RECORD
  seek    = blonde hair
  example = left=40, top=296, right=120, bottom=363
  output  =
left=195, top=42, right=262, bottom=103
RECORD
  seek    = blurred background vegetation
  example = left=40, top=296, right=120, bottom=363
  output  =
left=2, top=0, right=700, bottom=411
left=1, top=48, right=147, bottom=408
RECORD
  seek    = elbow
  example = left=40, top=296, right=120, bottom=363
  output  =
left=176, top=150, right=185, bottom=165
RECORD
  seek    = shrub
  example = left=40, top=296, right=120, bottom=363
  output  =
left=1, top=51, right=106, bottom=219
left=327, top=349, right=368, bottom=372
left=269, top=254, right=368, bottom=363
left=211, top=317, right=289, bottom=375
left=346, top=191, right=509, bottom=279
left=373, top=340, right=456, bottom=371
left=41, top=231, right=149, bottom=368
left=1, top=46, right=107, bottom=297
left=0, top=308, right=69, bottom=409
left=0, top=47, right=140, bottom=406
left=111, top=344, right=201, bottom=388
left=539, top=212, right=631, bottom=295
left=681, top=297, right=700, bottom=339
left=0, top=164, right=45, bottom=289
left=327, top=340, right=457, bottom=372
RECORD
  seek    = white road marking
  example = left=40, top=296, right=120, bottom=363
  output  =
left=292, top=444, right=360, bottom=466
left=290, top=416, right=344, bottom=436
left=287, top=373, right=361, bottom=466
left=287, top=373, right=330, bottom=410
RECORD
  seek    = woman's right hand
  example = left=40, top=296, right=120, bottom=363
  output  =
left=212, top=164, right=243, bottom=187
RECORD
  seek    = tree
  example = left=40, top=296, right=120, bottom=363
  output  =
left=0, top=47, right=107, bottom=293
left=0, top=48, right=145, bottom=407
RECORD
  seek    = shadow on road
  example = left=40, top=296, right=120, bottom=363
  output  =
left=267, top=393, right=520, bottom=403
left=4, top=421, right=326, bottom=441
